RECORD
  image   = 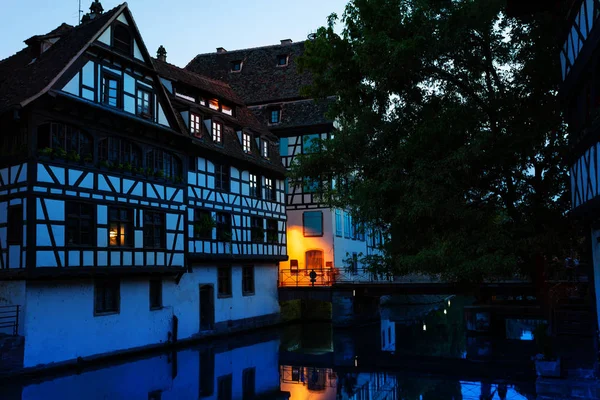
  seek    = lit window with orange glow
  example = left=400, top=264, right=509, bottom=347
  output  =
left=108, top=207, right=133, bottom=246
left=222, top=104, right=232, bottom=116
left=209, top=99, right=219, bottom=110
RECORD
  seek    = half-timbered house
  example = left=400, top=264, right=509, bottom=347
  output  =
left=186, top=40, right=383, bottom=286
left=0, top=1, right=286, bottom=367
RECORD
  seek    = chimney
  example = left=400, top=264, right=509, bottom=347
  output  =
left=280, top=39, right=293, bottom=45
left=216, top=47, right=227, bottom=54
left=157, top=45, right=167, bottom=62
left=89, top=1, right=104, bottom=19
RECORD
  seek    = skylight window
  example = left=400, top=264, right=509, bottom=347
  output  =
left=231, top=61, right=242, bottom=72
left=243, top=132, right=251, bottom=153
left=277, top=55, right=288, bottom=67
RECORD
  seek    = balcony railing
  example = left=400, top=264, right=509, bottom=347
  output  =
left=278, top=267, right=396, bottom=287
left=0, top=305, right=20, bottom=336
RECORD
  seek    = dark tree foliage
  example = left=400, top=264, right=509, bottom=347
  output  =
left=294, top=0, right=578, bottom=282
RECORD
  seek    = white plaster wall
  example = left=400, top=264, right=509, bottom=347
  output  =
left=23, top=279, right=172, bottom=367
left=333, top=235, right=372, bottom=270
left=0, top=280, right=26, bottom=335
left=282, top=208, right=334, bottom=270
left=169, top=264, right=280, bottom=340
left=21, top=340, right=281, bottom=400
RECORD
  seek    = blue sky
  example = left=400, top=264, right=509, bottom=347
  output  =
left=0, top=0, right=348, bottom=67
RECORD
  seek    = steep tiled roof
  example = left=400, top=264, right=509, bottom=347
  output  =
left=152, top=58, right=244, bottom=106
left=251, top=98, right=334, bottom=131
left=185, top=41, right=313, bottom=105
left=155, top=59, right=285, bottom=175
left=0, top=4, right=125, bottom=113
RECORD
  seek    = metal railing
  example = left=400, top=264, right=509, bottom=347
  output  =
left=279, top=267, right=405, bottom=287
left=0, top=305, right=20, bottom=336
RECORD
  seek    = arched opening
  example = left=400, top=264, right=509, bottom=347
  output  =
left=98, top=137, right=141, bottom=168
left=37, top=122, right=92, bottom=160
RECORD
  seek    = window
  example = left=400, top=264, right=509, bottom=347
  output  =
left=99, top=137, right=141, bottom=167
left=191, top=113, right=202, bottom=137
left=243, top=132, right=252, bottom=153
left=109, top=207, right=133, bottom=247
left=209, top=99, right=220, bottom=111
left=251, top=217, right=264, bottom=243
left=277, top=54, right=288, bottom=66
left=113, top=24, right=132, bottom=55
left=231, top=61, right=242, bottom=72
left=144, top=211, right=165, bottom=248
left=7, top=205, right=23, bottom=245
left=217, top=267, right=232, bottom=297
left=303, top=178, right=320, bottom=193
left=222, top=104, right=233, bottom=116
left=264, top=178, right=275, bottom=201
left=303, top=211, right=323, bottom=237
left=211, top=121, right=222, bottom=143
left=242, top=266, right=255, bottom=295
left=217, top=374, right=232, bottom=400
left=270, top=109, right=281, bottom=124
left=249, top=173, right=260, bottom=198
left=148, top=391, right=162, bottom=400
left=343, top=213, right=351, bottom=239
left=136, top=88, right=152, bottom=118
left=303, top=134, right=319, bottom=154
left=266, top=219, right=278, bottom=244
left=242, top=368, right=256, bottom=400
left=146, top=148, right=181, bottom=179
left=350, top=252, right=358, bottom=273
left=66, top=202, right=95, bottom=246
left=194, top=210, right=214, bottom=240
left=216, top=212, right=231, bottom=241
left=306, top=250, right=324, bottom=271
left=215, top=164, right=230, bottom=191
left=94, top=280, right=120, bottom=315
left=261, top=140, right=269, bottom=158
left=102, top=73, right=120, bottom=108
left=199, top=350, right=214, bottom=396
left=335, top=209, right=342, bottom=237
left=38, top=123, right=92, bottom=160
left=149, top=279, right=162, bottom=310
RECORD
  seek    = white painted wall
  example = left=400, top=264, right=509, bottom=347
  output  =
left=22, top=265, right=279, bottom=367
left=21, top=339, right=281, bottom=400
left=23, top=279, right=173, bottom=367
left=170, top=264, right=280, bottom=340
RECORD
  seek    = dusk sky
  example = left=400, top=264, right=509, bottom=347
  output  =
left=0, top=0, right=348, bottom=67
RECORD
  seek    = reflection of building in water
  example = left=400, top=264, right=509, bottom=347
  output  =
left=280, top=366, right=396, bottom=400
left=17, top=339, right=285, bottom=400
left=380, top=318, right=396, bottom=352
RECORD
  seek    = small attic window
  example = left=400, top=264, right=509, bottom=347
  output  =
left=209, top=99, right=219, bottom=110
left=222, top=104, right=233, bottom=116
left=113, top=23, right=132, bottom=55
left=231, top=61, right=242, bottom=72
left=277, top=55, right=289, bottom=67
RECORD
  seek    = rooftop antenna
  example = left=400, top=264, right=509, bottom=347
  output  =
left=78, top=0, right=83, bottom=24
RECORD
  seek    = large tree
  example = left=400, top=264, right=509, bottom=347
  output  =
left=294, top=0, right=577, bottom=282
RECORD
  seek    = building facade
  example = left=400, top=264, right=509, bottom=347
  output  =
left=0, top=1, right=286, bottom=367
left=186, top=41, right=382, bottom=286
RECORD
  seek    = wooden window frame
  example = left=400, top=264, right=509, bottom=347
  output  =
left=242, top=132, right=252, bottom=153
left=216, top=212, right=232, bottom=242
left=98, top=136, right=141, bottom=168
left=303, top=211, right=323, bottom=237
left=264, top=178, right=275, bottom=201
left=108, top=207, right=134, bottom=247
left=217, top=266, right=232, bottom=298
left=143, top=211, right=166, bottom=249
left=136, top=86, right=153, bottom=119
left=242, top=367, right=256, bottom=400
left=190, top=113, right=202, bottom=137
left=251, top=217, right=264, bottom=243
left=112, top=22, right=133, bottom=56
left=249, top=173, right=260, bottom=198
left=212, top=121, right=222, bottom=143
left=66, top=201, right=96, bottom=247
left=242, top=265, right=255, bottom=296
left=231, top=60, right=243, bottom=72
left=214, top=163, right=230, bottom=192
left=94, top=279, right=120, bottom=316
left=270, top=109, right=281, bottom=124
left=261, top=140, right=269, bottom=158
left=101, top=71, right=122, bottom=108
left=194, top=209, right=214, bottom=240
left=266, top=219, right=278, bottom=244
left=276, top=54, right=289, bottom=67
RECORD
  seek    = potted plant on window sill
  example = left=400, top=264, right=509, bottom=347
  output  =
left=533, top=324, right=560, bottom=378
left=251, top=227, right=264, bottom=243
left=267, top=232, right=278, bottom=244
left=194, top=215, right=216, bottom=240
left=219, top=231, right=233, bottom=253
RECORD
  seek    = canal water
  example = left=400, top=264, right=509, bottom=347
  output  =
left=2, top=296, right=541, bottom=399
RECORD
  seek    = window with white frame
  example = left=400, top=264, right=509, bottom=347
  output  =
left=249, top=173, right=260, bottom=198
left=212, top=121, right=222, bottom=143
left=243, top=132, right=251, bottom=153
left=191, top=113, right=202, bottom=137
left=261, top=140, right=269, bottom=158
left=265, top=178, right=275, bottom=201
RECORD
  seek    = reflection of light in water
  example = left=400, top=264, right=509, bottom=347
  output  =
left=520, top=330, right=534, bottom=341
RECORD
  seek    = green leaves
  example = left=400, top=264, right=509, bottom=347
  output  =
left=296, top=0, right=577, bottom=282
